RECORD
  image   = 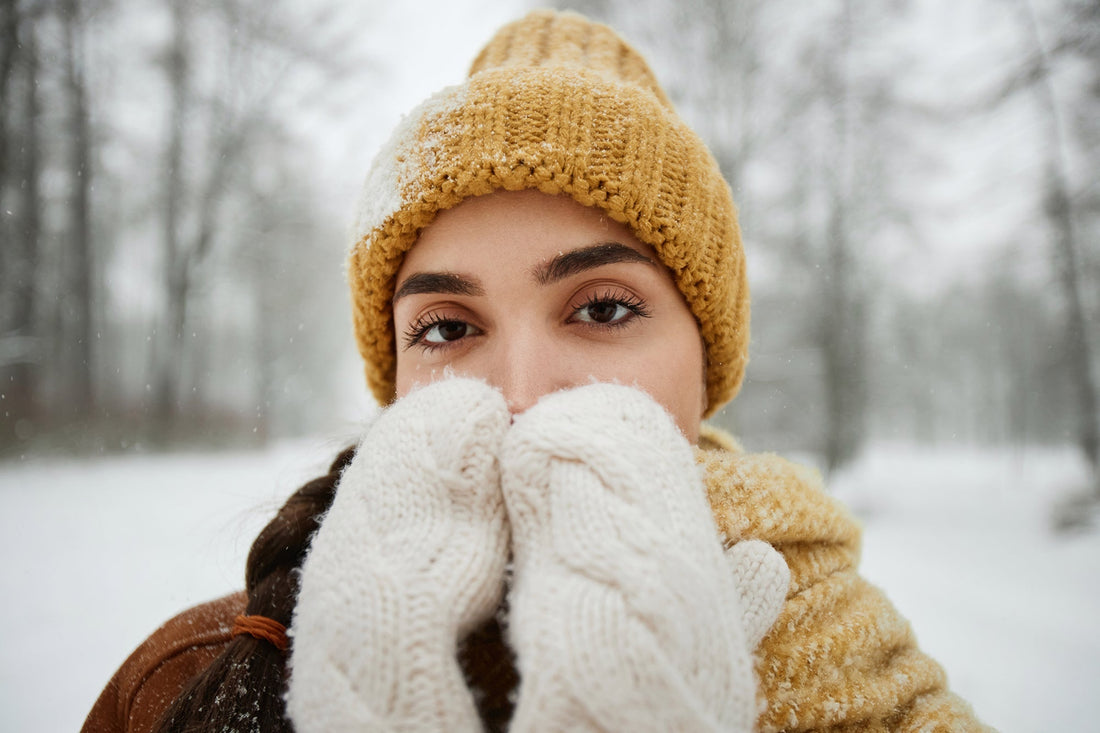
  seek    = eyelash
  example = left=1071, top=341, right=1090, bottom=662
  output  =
left=402, top=312, right=466, bottom=352
left=568, top=289, right=652, bottom=325
left=402, top=290, right=652, bottom=352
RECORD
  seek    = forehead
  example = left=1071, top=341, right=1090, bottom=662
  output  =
left=398, top=190, right=655, bottom=275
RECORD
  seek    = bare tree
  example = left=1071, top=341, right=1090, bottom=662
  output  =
left=0, top=1, right=40, bottom=448
left=0, top=0, right=377, bottom=451
left=1010, top=0, right=1099, bottom=482
left=0, top=0, right=18, bottom=188
left=59, top=0, right=96, bottom=416
left=147, top=0, right=370, bottom=437
left=152, top=0, right=282, bottom=425
left=151, top=0, right=190, bottom=422
left=6, top=15, right=43, bottom=431
left=816, top=0, right=870, bottom=473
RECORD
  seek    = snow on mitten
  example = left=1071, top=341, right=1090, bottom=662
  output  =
left=287, top=378, right=511, bottom=733
left=501, top=383, right=789, bottom=733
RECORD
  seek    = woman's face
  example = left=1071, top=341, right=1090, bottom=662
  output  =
left=392, top=190, right=707, bottom=441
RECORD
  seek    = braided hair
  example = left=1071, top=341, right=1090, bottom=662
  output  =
left=153, top=447, right=353, bottom=732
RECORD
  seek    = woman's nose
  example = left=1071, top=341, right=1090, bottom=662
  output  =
left=490, top=330, right=570, bottom=416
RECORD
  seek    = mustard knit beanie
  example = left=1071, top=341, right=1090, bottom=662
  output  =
left=348, top=9, right=748, bottom=417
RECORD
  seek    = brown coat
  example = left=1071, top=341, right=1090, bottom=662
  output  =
left=82, top=433, right=992, bottom=732
left=82, top=592, right=246, bottom=733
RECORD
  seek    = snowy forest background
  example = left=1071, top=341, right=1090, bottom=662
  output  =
left=0, top=0, right=1098, bottom=475
left=0, top=0, right=1098, bottom=731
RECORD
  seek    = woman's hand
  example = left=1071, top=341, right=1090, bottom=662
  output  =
left=287, top=377, right=511, bottom=733
left=287, top=378, right=788, bottom=732
left=500, top=383, right=789, bottom=732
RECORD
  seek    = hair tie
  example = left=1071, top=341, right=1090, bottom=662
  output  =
left=232, top=614, right=289, bottom=652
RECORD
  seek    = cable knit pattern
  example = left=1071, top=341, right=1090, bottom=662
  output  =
left=85, top=424, right=993, bottom=732
left=695, top=431, right=994, bottom=732
left=501, top=384, right=788, bottom=732
left=287, top=378, right=511, bottom=733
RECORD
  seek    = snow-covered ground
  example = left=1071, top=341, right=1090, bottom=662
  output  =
left=831, top=445, right=1100, bottom=732
left=1, top=440, right=1096, bottom=732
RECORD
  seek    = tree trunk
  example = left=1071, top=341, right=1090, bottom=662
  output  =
left=820, top=0, right=866, bottom=474
left=0, top=0, right=18, bottom=189
left=153, top=0, right=190, bottom=425
left=822, top=202, right=867, bottom=473
left=3, top=19, right=43, bottom=443
left=1018, top=0, right=1100, bottom=480
left=61, top=0, right=95, bottom=418
left=152, top=0, right=274, bottom=432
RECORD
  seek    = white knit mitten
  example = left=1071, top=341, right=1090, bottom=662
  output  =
left=287, top=378, right=511, bottom=733
left=725, top=538, right=790, bottom=651
left=501, top=384, right=789, bottom=733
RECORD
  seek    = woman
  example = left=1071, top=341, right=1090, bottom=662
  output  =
left=83, top=10, right=990, bottom=732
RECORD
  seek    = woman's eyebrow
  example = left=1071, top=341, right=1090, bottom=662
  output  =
left=532, top=242, right=659, bottom=285
left=392, top=272, right=486, bottom=302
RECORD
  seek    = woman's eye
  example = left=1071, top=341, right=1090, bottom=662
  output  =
left=404, top=315, right=480, bottom=350
left=575, top=301, right=633, bottom=325
left=570, top=292, right=650, bottom=328
left=422, top=320, right=472, bottom=344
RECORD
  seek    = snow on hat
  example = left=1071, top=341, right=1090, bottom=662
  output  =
left=347, top=9, right=748, bottom=416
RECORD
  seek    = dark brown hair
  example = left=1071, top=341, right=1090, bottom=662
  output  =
left=154, top=447, right=354, bottom=732
left=155, top=446, right=517, bottom=732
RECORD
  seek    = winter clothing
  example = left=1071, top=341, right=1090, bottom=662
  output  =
left=500, top=383, right=788, bottom=732
left=289, top=380, right=788, bottom=733
left=349, top=9, right=748, bottom=416
left=82, top=425, right=990, bottom=732
left=695, top=430, right=989, bottom=731
left=287, top=378, right=513, bottom=732
left=81, top=591, right=244, bottom=733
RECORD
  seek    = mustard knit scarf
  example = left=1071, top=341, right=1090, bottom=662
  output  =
left=696, top=426, right=991, bottom=732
